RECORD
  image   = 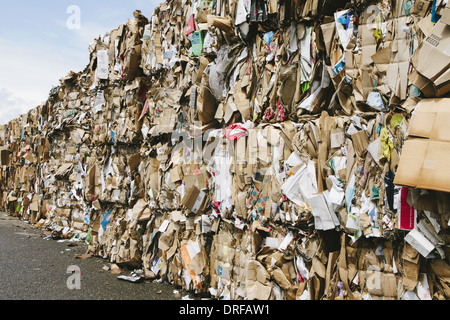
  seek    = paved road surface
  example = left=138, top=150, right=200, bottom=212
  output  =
left=0, top=214, right=180, bottom=300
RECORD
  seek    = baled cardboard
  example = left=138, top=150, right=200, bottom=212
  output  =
left=394, top=98, right=450, bottom=192
left=1, top=0, right=449, bottom=301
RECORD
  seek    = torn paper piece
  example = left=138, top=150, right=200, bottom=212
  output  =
left=405, top=228, right=435, bottom=258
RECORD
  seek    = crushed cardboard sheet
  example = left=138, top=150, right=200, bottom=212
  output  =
left=0, top=0, right=449, bottom=300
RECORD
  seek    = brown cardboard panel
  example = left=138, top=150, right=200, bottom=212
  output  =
left=128, top=153, right=141, bottom=172
left=417, top=140, right=450, bottom=192
left=395, top=98, right=450, bottom=192
left=395, top=139, right=450, bottom=192
left=408, top=98, right=450, bottom=141
left=394, top=139, right=428, bottom=190
left=1, top=149, right=9, bottom=166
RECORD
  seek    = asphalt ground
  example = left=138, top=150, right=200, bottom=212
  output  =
left=0, top=214, right=180, bottom=301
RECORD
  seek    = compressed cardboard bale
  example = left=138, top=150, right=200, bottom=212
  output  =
left=1, top=0, right=450, bottom=301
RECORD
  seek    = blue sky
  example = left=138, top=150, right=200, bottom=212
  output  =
left=0, top=0, right=160, bottom=124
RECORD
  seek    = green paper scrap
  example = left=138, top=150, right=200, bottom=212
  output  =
left=190, top=31, right=204, bottom=57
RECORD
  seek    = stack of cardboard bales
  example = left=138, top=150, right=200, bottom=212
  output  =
left=1, top=0, right=449, bottom=300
